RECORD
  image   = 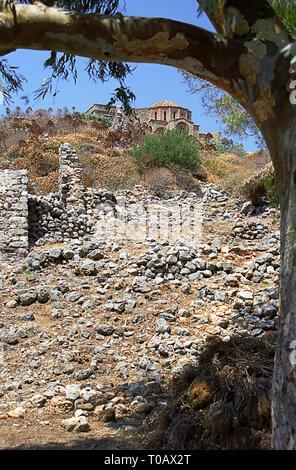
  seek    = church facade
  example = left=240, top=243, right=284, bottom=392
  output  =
left=85, top=100, right=207, bottom=138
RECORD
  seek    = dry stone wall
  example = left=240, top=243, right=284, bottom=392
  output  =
left=0, top=169, right=28, bottom=252
left=0, top=143, right=117, bottom=250
left=28, top=142, right=91, bottom=244
left=58, top=142, right=86, bottom=212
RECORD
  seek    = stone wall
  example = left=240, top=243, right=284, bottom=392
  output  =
left=85, top=103, right=116, bottom=121
left=134, top=108, right=150, bottom=123
left=58, top=142, right=86, bottom=212
left=0, top=169, right=28, bottom=252
left=0, top=143, right=119, bottom=250
left=27, top=188, right=117, bottom=245
left=199, top=131, right=221, bottom=142
left=28, top=193, right=90, bottom=245
left=27, top=143, right=117, bottom=246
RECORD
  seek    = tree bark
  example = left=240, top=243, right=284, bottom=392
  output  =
left=2, top=0, right=296, bottom=449
left=0, top=1, right=250, bottom=98
left=266, top=121, right=296, bottom=449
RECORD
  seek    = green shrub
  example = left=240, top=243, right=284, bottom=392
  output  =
left=75, top=112, right=111, bottom=127
left=76, top=112, right=99, bottom=120
left=131, top=129, right=202, bottom=173
left=22, top=265, right=32, bottom=275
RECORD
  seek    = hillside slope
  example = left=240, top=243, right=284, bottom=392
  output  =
left=0, top=182, right=279, bottom=450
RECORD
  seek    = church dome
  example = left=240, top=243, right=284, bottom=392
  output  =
left=150, top=101, right=183, bottom=108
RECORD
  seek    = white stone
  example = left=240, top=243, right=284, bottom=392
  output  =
left=61, top=416, right=90, bottom=432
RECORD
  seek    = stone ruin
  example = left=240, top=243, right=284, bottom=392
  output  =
left=0, top=143, right=117, bottom=253
left=0, top=169, right=28, bottom=252
left=0, top=143, right=206, bottom=255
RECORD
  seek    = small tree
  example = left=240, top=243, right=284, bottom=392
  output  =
left=131, top=129, right=202, bottom=173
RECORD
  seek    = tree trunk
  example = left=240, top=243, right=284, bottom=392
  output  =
left=265, top=120, right=296, bottom=449
left=273, top=183, right=296, bottom=448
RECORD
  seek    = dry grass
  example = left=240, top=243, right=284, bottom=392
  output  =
left=147, top=333, right=276, bottom=450
left=202, top=152, right=241, bottom=178
left=201, top=150, right=273, bottom=197
left=170, top=164, right=202, bottom=192
left=241, top=162, right=276, bottom=205
left=84, top=152, right=140, bottom=190
left=0, top=128, right=141, bottom=193
left=142, top=167, right=176, bottom=192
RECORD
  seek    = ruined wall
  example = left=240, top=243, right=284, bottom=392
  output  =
left=86, top=103, right=116, bottom=121
left=27, top=143, right=117, bottom=246
left=28, top=143, right=89, bottom=245
left=58, top=142, right=86, bottom=212
left=199, top=131, right=221, bottom=142
left=0, top=169, right=28, bottom=252
left=134, top=108, right=150, bottom=123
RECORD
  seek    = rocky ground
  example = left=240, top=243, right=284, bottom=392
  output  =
left=0, top=183, right=280, bottom=450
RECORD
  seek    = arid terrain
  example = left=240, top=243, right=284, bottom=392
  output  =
left=0, top=181, right=279, bottom=450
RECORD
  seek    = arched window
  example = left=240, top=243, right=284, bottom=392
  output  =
left=164, top=111, right=166, bottom=121
left=177, top=122, right=189, bottom=133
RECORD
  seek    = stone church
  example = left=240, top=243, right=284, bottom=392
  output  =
left=85, top=100, right=220, bottom=139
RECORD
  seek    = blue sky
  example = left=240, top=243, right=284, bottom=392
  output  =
left=0, top=0, right=258, bottom=151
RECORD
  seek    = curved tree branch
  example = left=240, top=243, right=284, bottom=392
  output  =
left=0, top=1, right=245, bottom=95
left=0, top=1, right=294, bottom=179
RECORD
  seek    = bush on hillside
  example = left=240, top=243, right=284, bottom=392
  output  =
left=202, top=153, right=240, bottom=179
left=215, top=140, right=247, bottom=158
left=264, top=170, right=279, bottom=206
left=241, top=162, right=278, bottom=206
left=143, top=167, right=176, bottom=193
left=131, top=130, right=202, bottom=173
left=170, top=164, right=202, bottom=192
left=200, top=151, right=276, bottom=196
left=75, top=112, right=112, bottom=128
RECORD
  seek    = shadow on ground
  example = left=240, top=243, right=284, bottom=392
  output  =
left=0, top=332, right=276, bottom=451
